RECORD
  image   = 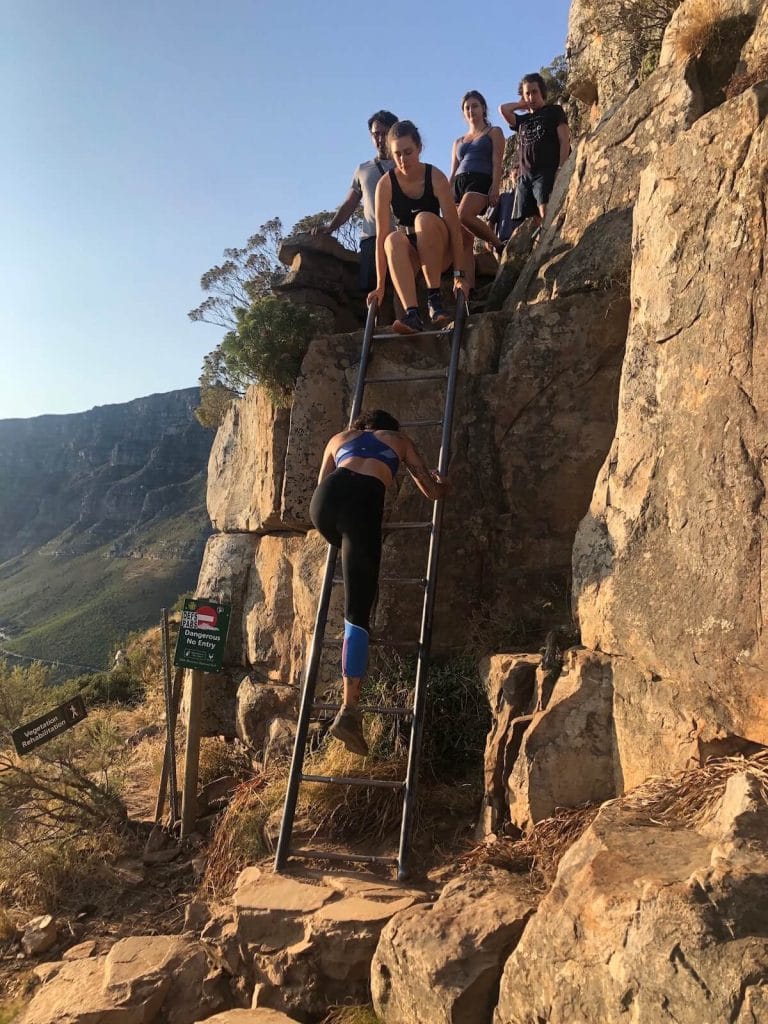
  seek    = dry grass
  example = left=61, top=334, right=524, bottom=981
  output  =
left=623, top=749, right=768, bottom=828
left=202, top=773, right=286, bottom=897
left=202, top=719, right=409, bottom=896
left=0, top=905, right=18, bottom=942
left=726, top=50, right=768, bottom=98
left=322, top=1006, right=380, bottom=1024
left=198, top=737, right=253, bottom=788
left=0, top=824, right=134, bottom=913
left=461, top=804, right=600, bottom=892
left=301, top=716, right=407, bottom=843
left=672, top=0, right=728, bottom=60
left=463, top=751, right=768, bottom=895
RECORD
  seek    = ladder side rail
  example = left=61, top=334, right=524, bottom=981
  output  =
left=397, top=293, right=467, bottom=880
left=347, top=300, right=378, bottom=426
left=274, top=300, right=379, bottom=872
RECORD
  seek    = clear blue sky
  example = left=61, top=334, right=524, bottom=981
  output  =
left=0, top=0, right=572, bottom=419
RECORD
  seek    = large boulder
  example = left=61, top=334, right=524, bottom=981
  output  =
left=506, top=648, right=616, bottom=831
left=494, top=770, right=768, bottom=1024
left=18, top=935, right=228, bottom=1024
left=574, top=84, right=768, bottom=754
left=372, top=867, right=537, bottom=1024
left=478, top=654, right=539, bottom=836
left=228, top=868, right=425, bottom=1021
left=235, top=676, right=299, bottom=753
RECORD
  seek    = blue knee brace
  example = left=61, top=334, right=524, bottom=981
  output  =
left=342, top=620, right=369, bottom=678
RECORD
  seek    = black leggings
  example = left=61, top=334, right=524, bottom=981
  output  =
left=309, top=468, right=385, bottom=632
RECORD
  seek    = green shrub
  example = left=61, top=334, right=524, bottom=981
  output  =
left=197, top=296, right=320, bottom=426
left=69, top=666, right=145, bottom=707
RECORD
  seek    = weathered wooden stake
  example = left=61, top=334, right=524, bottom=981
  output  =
left=180, top=669, right=202, bottom=838
left=153, top=665, right=183, bottom=824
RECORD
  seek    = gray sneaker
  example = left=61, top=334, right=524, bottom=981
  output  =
left=328, top=705, right=369, bottom=756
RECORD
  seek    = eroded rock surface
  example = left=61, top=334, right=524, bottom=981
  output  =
left=372, top=867, right=536, bottom=1024
left=19, top=934, right=228, bottom=1024
left=574, top=84, right=768, bottom=762
left=494, top=772, right=768, bottom=1024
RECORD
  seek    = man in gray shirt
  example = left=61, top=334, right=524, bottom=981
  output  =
left=316, top=110, right=398, bottom=292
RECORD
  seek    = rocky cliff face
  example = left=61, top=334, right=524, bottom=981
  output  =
left=189, top=0, right=768, bottom=815
left=0, top=389, right=211, bottom=562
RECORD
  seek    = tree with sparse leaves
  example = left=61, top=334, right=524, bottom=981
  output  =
left=188, top=218, right=285, bottom=330
left=290, top=208, right=365, bottom=253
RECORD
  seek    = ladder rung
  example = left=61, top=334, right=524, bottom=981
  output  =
left=288, top=849, right=399, bottom=866
left=364, top=371, right=447, bottom=384
left=301, top=773, right=405, bottom=790
left=399, top=419, right=443, bottom=428
left=382, top=521, right=432, bottom=531
left=373, top=329, right=450, bottom=340
left=312, top=702, right=413, bottom=717
left=333, top=576, right=427, bottom=586
left=323, top=637, right=420, bottom=649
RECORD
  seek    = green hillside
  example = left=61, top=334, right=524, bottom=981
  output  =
left=0, top=506, right=207, bottom=669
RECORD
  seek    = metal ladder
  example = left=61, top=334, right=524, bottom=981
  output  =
left=274, top=293, right=467, bottom=881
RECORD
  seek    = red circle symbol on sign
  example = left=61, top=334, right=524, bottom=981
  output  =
left=195, top=605, right=219, bottom=629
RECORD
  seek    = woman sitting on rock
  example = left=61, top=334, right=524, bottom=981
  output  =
left=367, top=120, right=470, bottom=335
left=449, top=90, right=506, bottom=286
left=310, top=408, right=449, bottom=755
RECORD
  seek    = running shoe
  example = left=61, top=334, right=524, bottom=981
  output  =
left=328, top=705, right=369, bottom=756
left=427, top=295, right=451, bottom=328
left=392, top=309, right=424, bottom=335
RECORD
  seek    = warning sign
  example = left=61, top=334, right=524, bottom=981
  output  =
left=12, top=695, right=88, bottom=755
left=173, top=598, right=231, bottom=672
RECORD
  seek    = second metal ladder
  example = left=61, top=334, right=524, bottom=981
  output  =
left=274, top=293, right=467, bottom=881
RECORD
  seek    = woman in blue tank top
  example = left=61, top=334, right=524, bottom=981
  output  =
left=310, top=409, right=448, bottom=755
left=449, top=91, right=506, bottom=289
left=367, top=120, right=470, bottom=335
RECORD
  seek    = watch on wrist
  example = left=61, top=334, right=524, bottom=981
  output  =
left=453, top=270, right=465, bottom=279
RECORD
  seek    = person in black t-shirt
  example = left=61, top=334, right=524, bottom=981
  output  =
left=499, top=73, right=570, bottom=227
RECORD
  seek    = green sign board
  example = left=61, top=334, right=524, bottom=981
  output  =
left=174, top=598, right=232, bottom=672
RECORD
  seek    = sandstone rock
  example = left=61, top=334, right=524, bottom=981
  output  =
left=482, top=220, right=538, bottom=312
left=372, top=867, right=536, bottom=1024
left=477, top=654, right=538, bottom=836
left=574, top=84, right=768, bottom=756
left=249, top=880, right=423, bottom=1021
left=506, top=648, right=617, bottom=831
left=494, top=771, right=768, bottom=1024
left=207, top=388, right=291, bottom=533
left=262, top=716, right=298, bottom=768
left=21, top=915, right=57, bottom=956
left=203, top=1010, right=300, bottom=1023
left=236, top=677, right=299, bottom=752
left=278, top=232, right=359, bottom=267
left=103, top=934, right=227, bottom=1023
left=62, top=939, right=99, bottom=960
left=233, top=868, right=334, bottom=947
left=18, top=957, right=144, bottom=1024
left=243, top=534, right=319, bottom=684
left=566, top=0, right=637, bottom=113
left=195, top=531, right=260, bottom=667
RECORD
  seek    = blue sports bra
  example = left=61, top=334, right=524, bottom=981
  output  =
left=334, top=431, right=401, bottom=475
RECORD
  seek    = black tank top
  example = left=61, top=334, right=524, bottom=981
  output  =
left=389, top=164, right=441, bottom=228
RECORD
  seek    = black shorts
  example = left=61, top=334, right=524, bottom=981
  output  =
left=359, top=236, right=377, bottom=292
left=512, top=169, right=557, bottom=218
left=453, top=171, right=492, bottom=204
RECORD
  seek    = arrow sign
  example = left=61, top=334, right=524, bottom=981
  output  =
left=11, top=695, right=88, bottom=755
